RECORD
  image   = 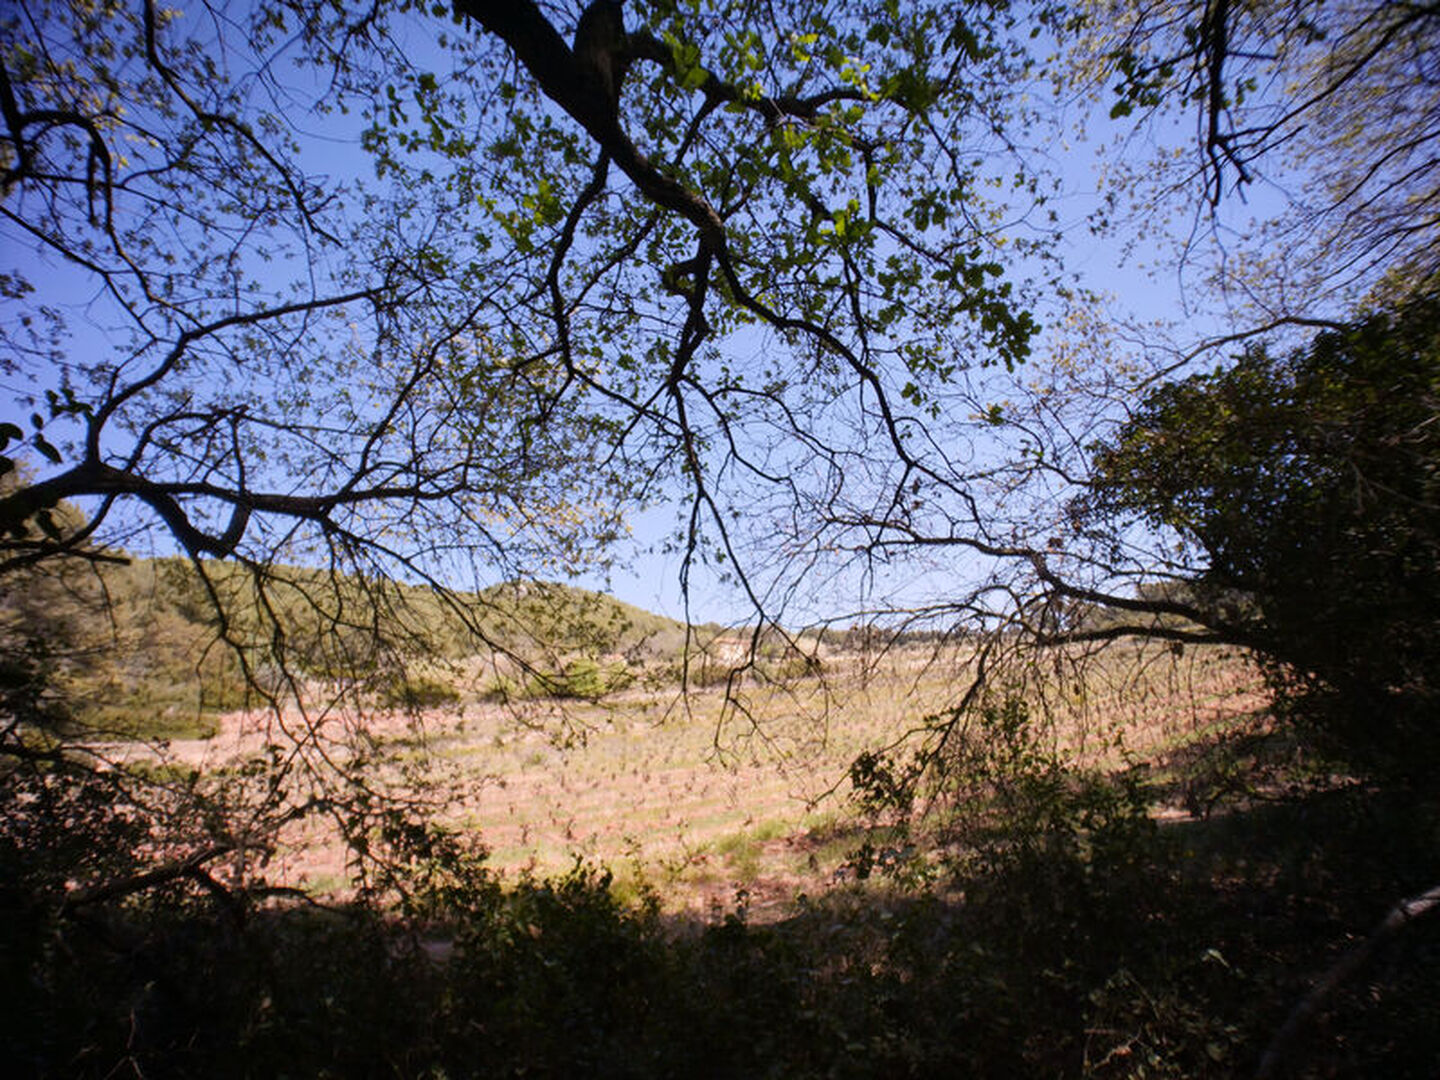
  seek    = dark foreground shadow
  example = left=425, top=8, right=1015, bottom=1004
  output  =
left=5, top=781, right=1439, bottom=1079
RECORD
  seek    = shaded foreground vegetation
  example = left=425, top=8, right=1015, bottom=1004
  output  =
left=6, top=740, right=1439, bottom=1078
left=5, top=556, right=1439, bottom=1076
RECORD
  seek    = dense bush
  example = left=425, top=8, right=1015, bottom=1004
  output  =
left=379, top=673, right=462, bottom=711
left=528, top=658, right=634, bottom=701
left=1086, top=296, right=1440, bottom=780
left=8, top=755, right=1440, bottom=1078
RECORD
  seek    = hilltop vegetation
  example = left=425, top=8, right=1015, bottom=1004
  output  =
left=2, top=555, right=250, bottom=739
left=0, top=553, right=705, bottom=738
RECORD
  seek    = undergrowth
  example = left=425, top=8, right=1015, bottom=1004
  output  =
left=6, top=746, right=1439, bottom=1078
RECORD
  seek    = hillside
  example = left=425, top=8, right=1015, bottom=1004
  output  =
left=0, top=553, right=698, bottom=739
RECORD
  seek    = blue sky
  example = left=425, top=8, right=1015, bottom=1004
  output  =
left=1, top=5, right=1305, bottom=627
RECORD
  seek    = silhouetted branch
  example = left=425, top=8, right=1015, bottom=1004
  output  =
left=1255, top=883, right=1440, bottom=1079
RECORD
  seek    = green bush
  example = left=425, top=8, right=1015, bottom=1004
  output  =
left=527, top=658, right=632, bottom=701
left=480, top=673, right=520, bottom=703
left=1086, top=295, right=1440, bottom=782
left=378, top=673, right=461, bottom=711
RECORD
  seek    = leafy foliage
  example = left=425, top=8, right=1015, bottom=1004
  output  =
left=1086, top=297, right=1440, bottom=776
left=1073, top=0, right=1440, bottom=312
left=8, top=753, right=1440, bottom=1078
left=4, top=3, right=1440, bottom=1076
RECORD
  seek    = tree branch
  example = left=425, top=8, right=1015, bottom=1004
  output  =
left=1255, top=883, right=1440, bottom=1079
left=59, top=844, right=237, bottom=915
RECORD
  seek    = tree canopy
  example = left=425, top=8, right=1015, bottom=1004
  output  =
left=1085, top=295, right=1440, bottom=775
left=0, top=0, right=1056, bottom=609
left=5, top=2, right=1440, bottom=1074
left=1070, top=0, right=1440, bottom=317
left=4, top=0, right=1436, bottom=647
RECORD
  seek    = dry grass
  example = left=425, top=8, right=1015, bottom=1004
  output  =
left=158, top=638, right=1268, bottom=916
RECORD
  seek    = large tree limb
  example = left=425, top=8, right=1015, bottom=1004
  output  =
left=59, top=844, right=237, bottom=915
left=455, top=0, right=726, bottom=251
left=1255, top=883, right=1440, bottom=1079
left=0, top=455, right=502, bottom=563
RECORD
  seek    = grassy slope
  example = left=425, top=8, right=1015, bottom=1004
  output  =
left=1, top=554, right=696, bottom=738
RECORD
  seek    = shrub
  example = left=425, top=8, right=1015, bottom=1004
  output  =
left=379, top=674, right=461, bottom=711
left=527, top=658, right=632, bottom=701
left=1086, top=295, right=1440, bottom=782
